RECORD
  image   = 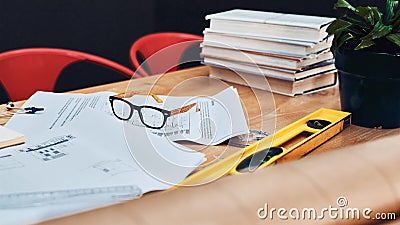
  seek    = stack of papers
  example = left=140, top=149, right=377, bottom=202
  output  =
left=0, top=87, right=249, bottom=224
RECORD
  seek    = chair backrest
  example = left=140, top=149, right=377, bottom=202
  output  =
left=130, top=32, right=203, bottom=76
left=0, top=48, right=138, bottom=102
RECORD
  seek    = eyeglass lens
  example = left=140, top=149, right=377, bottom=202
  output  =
left=111, top=98, right=132, bottom=120
left=111, top=98, right=167, bottom=129
left=140, top=107, right=166, bottom=128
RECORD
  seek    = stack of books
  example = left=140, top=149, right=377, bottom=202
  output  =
left=201, top=9, right=337, bottom=96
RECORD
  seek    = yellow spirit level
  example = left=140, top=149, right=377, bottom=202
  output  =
left=177, top=108, right=351, bottom=186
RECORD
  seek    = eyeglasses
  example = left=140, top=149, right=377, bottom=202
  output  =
left=109, top=92, right=197, bottom=129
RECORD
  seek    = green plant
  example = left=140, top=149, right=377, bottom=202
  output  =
left=327, top=0, right=400, bottom=51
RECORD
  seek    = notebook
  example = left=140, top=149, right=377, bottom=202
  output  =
left=0, top=126, right=25, bottom=149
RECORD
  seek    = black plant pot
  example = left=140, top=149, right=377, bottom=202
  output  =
left=335, top=48, right=400, bottom=128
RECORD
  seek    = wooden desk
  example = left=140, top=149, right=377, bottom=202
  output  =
left=66, top=66, right=400, bottom=153
left=1, top=65, right=398, bottom=166
left=3, top=66, right=395, bottom=150
left=1, top=66, right=399, bottom=224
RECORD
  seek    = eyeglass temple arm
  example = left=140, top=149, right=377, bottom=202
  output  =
left=170, top=103, right=198, bottom=116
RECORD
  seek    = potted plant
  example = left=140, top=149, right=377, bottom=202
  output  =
left=327, top=0, right=400, bottom=128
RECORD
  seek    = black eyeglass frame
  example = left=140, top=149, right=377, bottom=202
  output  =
left=109, top=96, right=171, bottom=129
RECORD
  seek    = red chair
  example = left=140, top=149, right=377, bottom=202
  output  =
left=130, top=32, right=203, bottom=76
left=0, top=48, right=139, bottom=102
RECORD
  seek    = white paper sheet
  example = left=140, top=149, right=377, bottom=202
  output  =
left=126, top=87, right=249, bottom=145
left=5, top=91, right=114, bottom=134
left=1, top=87, right=248, bottom=224
left=2, top=110, right=204, bottom=193
left=0, top=108, right=205, bottom=225
left=6, top=88, right=249, bottom=146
